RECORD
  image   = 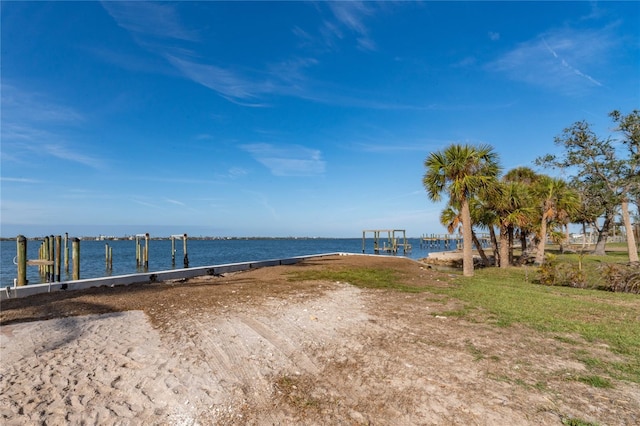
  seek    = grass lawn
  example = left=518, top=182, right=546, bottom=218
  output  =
left=442, top=265, right=640, bottom=383
left=438, top=244, right=640, bottom=384
left=290, top=247, right=640, bottom=385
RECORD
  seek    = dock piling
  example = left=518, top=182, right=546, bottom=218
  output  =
left=55, top=235, right=62, bottom=281
left=134, top=233, right=149, bottom=270
left=183, top=233, right=189, bottom=268
left=170, top=233, right=189, bottom=268
left=362, top=229, right=410, bottom=255
left=72, top=238, right=80, bottom=280
left=48, top=235, right=55, bottom=282
left=64, top=233, right=69, bottom=273
left=105, top=243, right=113, bottom=271
left=16, top=235, right=27, bottom=286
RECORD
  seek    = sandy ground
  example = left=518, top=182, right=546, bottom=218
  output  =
left=1, top=255, right=638, bottom=425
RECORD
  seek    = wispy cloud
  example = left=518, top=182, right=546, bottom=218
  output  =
left=165, top=55, right=270, bottom=106
left=540, top=37, right=602, bottom=86
left=326, top=1, right=376, bottom=51
left=101, top=1, right=199, bottom=42
left=165, top=199, right=185, bottom=207
left=166, top=54, right=327, bottom=106
left=103, top=1, right=272, bottom=105
left=487, top=27, right=613, bottom=94
left=2, top=124, right=105, bottom=169
left=2, top=84, right=84, bottom=124
left=133, top=176, right=222, bottom=185
left=41, top=144, right=105, bottom=169
left=1, top=84, right=105, bottom=169
left=244, top=190, right=279, bottom=220
left=241, top=143, right=325, bottom=177
left=101, top=1, right=393, bottom=108
left=0, top=177, right=43, bottom=184
left=226, top=167, right=248, bottom=179
left=132, top=198, right=162, bottom=209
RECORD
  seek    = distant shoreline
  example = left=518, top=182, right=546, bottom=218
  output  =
left=1, top=235, right=424, bottom=242
left=0, top=235, right=426, bottom=242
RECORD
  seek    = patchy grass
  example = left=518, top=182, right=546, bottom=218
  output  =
left=274, top=375, right=322, bottom=411
left=287, top=267, right=428, bottom=293
left=561, top=417, right=599, bottom=426
left=288, top=256, right=640, bottom=384
left=439, top=265, right=640, bottom=383
left=573, top=375, right=613, bottom=389
left=465, top=340, right=485, bottom=361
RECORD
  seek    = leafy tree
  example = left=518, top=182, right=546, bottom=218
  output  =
left=537, top=111, right=639, bottom=262
left=610, top=110, right=639, bottom=262
left=423, top=144, right=501, bottom=276
left=569, top=178, right=605, bottom=250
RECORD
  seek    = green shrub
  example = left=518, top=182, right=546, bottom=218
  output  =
left=537, top=254, right=587, bottom=288
left=599, top=263, right=640, bottom=293
left=537, top=254, right=558, bottom=285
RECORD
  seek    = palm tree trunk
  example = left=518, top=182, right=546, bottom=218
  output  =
left=471, top=230, right=491, bottom=266
left=499, top=224, right=509, bottom=268
left=508, top=225, right=514, bottom=265
left=461, top=199, right=474, bottom=277
left=489, top=226, right=500, bottom=266
left=515, top=231, right=530, bottom=265
left=535, top=215, right=549, bottom=265
left=621, top=200, right=639, bottom=263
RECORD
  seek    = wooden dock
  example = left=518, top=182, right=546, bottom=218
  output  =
left=419, top=233, right=491, bottom=250
left=362, top=229, right=411, bottom=255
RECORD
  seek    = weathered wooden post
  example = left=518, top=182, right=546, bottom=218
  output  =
left=48, top=235, right=55, bottom=282
left=16, top=235, right=27, bottom=286
left=144, top=233, right=149, bottom=269
left=42, top=236, right=50, bottom=281
left=64, top=233, right=69, bottom=273
left=109, top=246, right=113, bottom=270
left=105, top=243, right=112, bottom=271
left=38, top=241, right=44, bottom=276
left=55, top=235, right=62, bottom=281
left=72, top=238, right=80, bottom=280
left=183, top=233, right=189, bottom=268
left=171, top=235, right=176, bottom=266
left=135, top=235, right=141, bottom=267
left=403, top=230, right=408, bottom=255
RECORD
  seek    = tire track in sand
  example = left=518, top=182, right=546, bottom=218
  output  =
left=237, top=313, right=319, bottom=375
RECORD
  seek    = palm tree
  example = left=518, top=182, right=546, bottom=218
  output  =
left=441, top=200, right=492, bottom=267
left=492, top=180, right=534, bottom=268
left=502, top=167, right=541, bottom=258
left=423, top=144, right=501, bottom=276
left=532, top=176, right=580, bottom=265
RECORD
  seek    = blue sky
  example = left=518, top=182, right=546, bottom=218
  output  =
left=1, top=1, right=639, bottom=238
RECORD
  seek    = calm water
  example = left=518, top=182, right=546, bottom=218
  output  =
left=0, top=237, right=454, bottom=288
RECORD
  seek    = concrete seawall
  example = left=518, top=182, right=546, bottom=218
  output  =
left=2, top=252, right=354, bottom=301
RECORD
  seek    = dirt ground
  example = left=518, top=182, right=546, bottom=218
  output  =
left=1, top=254, right=638, bottom=425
